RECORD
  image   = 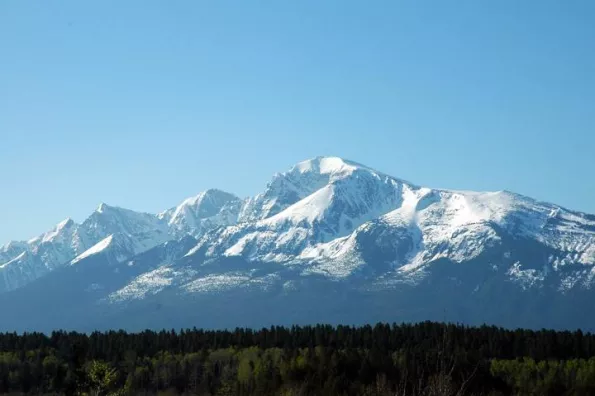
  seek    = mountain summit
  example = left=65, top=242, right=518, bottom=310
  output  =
left=1, top=157, right=594, bottom=331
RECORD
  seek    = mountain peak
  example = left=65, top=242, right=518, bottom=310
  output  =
left=93, top=203, right=141, bottom=217
left=179, top=189, right=237, bottom=208
left=95, top=203, right=128, bottom=214
left=286, top=156, right=408, bottom=186
left=203, top=188, right=233, bottom=196
left=96, top=203, right=110, bottom=213
left=161, top=189, right=241, bottom=237
left=291, top=156, right=366, bottom=176
left=26, top=217, right=79, bottom=245
left=2, top=157, right=595, bottom=331
left=1, top=241, right=25, bottom=251
left=56, top=218, right=75, bottom=230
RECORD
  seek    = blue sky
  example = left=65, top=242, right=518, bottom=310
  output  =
left=1, top=0, right=594, bottom=242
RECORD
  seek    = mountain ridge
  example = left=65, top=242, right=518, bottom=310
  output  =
left=1, top=156, right=594, bottom=331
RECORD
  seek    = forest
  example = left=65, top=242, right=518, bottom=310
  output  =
left=0, top=322, right=595, bottom=395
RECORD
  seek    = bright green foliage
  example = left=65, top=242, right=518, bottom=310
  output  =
left=491, top=357, right=595, bottom=395
left=87, top=360, right=118, bottom=396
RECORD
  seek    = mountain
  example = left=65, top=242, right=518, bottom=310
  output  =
left=0, top=218, right=87, bottom=292
left=0, top=156, right=594, bottom=332
left=159, top=189, right=242, bottom=238
left=0, top=195, right=239, bottom=293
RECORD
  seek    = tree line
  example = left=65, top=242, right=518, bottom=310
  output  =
left=0, top=321, right=594, bottom=395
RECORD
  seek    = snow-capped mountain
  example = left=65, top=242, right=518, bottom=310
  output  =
left=159, top=189, right=242, bottom=238
left=0, top=218, right=88, bottom=292
left=0, top=241, right=28, bottom=263
left=1, top=156, right=594, bottom=332
left=0, top=195, right=238, bottom=292
left=191, top=158, right=595, bottom=280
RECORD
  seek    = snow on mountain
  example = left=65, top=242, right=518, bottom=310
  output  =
left=82, top=203, right=168, bottom=244
left=0, top=241, right=28, bottom=264
left=183, top=157, right=595, bottom=289
left=107, top=265, right=198, bottom=303
left=0, top=189, right=241, bottom=293
left=71, top=235, right=115, bottom=264
left=0, top=217, right=91, bottom=292
left=103, top=236, right=200, bottom=304
left=71, top=229, right=174, bottom=266
left=1, top=156, right=595, bottom=331
left=159, top=189, right=241, bottom=238
left=190, top=157, right=412, bottom=262
left=238, top=157, right=375, bottom=222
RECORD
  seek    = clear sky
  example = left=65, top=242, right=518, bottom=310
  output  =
left=1, top=0, right=594, bottom=242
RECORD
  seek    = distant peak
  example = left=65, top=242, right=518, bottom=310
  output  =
left=202, top=189, right=239, bottom=202
left=1, top=240, right=26, bottom=251
left=179, top=193, right=207, bottom=207
left=290, top=156, right=375, bottom=175
left=179, top=189, right=238, bottom=207
left=95, top=202, right=122, bottom=214
left=203, top=188, right=235, bottom=196
left=294, top=156, right=349, bottom=170
left=56, top=218, right=75, bottom=230
left=282, top=157, right=397, bottom=183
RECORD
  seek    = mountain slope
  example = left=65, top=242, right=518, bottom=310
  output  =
left=0, top=218, right=89, bottom=292
left=159, top=189, right=241, bottom=238
left=0, top=156, right=594, bottom=331
left=0, top=191, right=238, bottom=293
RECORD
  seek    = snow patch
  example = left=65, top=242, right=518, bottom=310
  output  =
left=71, top=235, right=113, bottom=264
